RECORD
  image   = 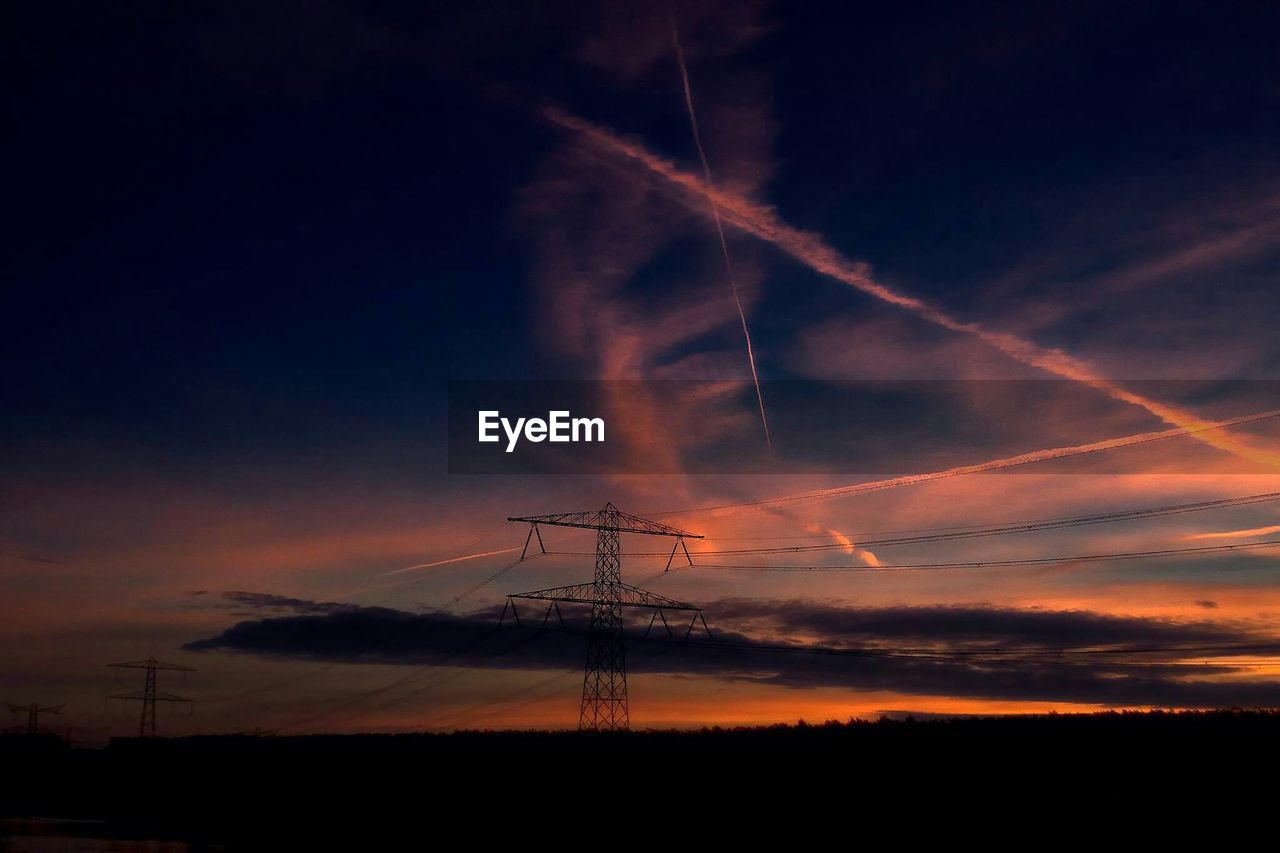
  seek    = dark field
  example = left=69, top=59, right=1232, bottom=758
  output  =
left=2, top=710, right=1276, bottom=846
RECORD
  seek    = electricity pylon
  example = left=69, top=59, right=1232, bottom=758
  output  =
left=108, top=657, right=194, bottom=737
left=504, top=502, right=709, bottom=731
left=7, top=702, right=63, bottom=735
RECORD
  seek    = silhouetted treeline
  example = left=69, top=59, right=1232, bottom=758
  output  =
left=2, top=710, right=1274, bottom=846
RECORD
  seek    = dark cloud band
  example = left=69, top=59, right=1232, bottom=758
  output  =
left=185, top=593, right=1280, bottom=708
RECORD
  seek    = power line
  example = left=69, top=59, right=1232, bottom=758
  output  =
left=438, top=554, right=533, bottom=611
left=228, top=528, right=589, bottom=732
left=418, top=667, right=580, bottom=731
left=204, top=524, right=564, bottom=718
left=375, top=524, right=589, bottom=612
left=688, top=492, right=1280, bottom=556
left=699, top=490, right=1280, bottom=542
left=272, top=625, right=512, bottom=732
left=417, top=613, right=700, bottom=731
left=291, top=627, right=551, bottom=732
left=431, top=628, right=701, bottom=730
left=646, top=408, right=1280, bottom=516
left=657, top=634, right=1280, bottom=667
left=538, top=489, right=1280, bottom=559
left=296, top=501, right=1280, bottom=730
left=376, top=628, right=1280, bottom=732
left=228, top=482, right=1280, bottom=724
left=683, top=537, right=1280, bottom=572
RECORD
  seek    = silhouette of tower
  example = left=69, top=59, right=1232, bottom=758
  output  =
left=108, top=657, right=194, bottom=737
left=505, top=502, right=708, bottom=731
left=7, top=702, right=62, bottom=735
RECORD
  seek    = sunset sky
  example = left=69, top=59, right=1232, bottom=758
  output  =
left=5, top=1, right=1280, bottom=741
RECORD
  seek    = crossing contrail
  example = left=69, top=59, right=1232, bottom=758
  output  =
left=670, top=20, right=772, bottom=453
left=384, top=547, right=520, bottom=576
left=809, top=522, right=881, bottom=567
left=656, top=408, right=1280, bottom=516
left=541, top=106, right=1279, bottom=470
left=1183, top=524, right=1280, bottom=541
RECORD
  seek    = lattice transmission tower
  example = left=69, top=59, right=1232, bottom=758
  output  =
left=504, top=502, right=709, bottom=731
left=7, top=702, right=63, bottom=735
left=108, top=657, right=195, bottom=737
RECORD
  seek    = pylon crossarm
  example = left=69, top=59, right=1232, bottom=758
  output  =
left=108, top=692, right=190, bottom=703
left=509, top=502, right=701, bottom=539
left=108, top=659, right=194, bottom=672
left=509, top=581, right=701, bottom=611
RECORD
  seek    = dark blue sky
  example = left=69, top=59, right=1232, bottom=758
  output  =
left=7, top=2, right=1280, bottom=463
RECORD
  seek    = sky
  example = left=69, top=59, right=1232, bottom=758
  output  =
left=4, top=0, right=1280, bottom=740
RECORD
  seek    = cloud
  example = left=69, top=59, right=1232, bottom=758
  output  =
left=185, top=593, right=1280, bottom=708
left=509, top=1, right=780, bottom=505
left=217, top=591, right=358, bottom=616
left=983, top=191, right=1280, bottom=380
left=1183, top=524, right=1280, bottom=542
left=706, top=599, right=1242, bottom=648
left=541, top=106, right=1280, bottom=470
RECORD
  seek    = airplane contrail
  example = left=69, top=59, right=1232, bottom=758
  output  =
left=541, top=106, right=1279, bottom=470
left=660, top=408, right=1280, bottom=515
left=808, top=522, right=881, bottom=567
left=670, top=20, right=772, bottom=453
left=1183, top=524, right=1280, bottom=541
left=384, top=547, right=520, bottom=576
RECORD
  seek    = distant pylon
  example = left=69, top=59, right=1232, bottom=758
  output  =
left=505, top=502, right=708, bottom=731
left=107, top=657, right=195, bottom=737
left=7, top=702, right=63, bottom=735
